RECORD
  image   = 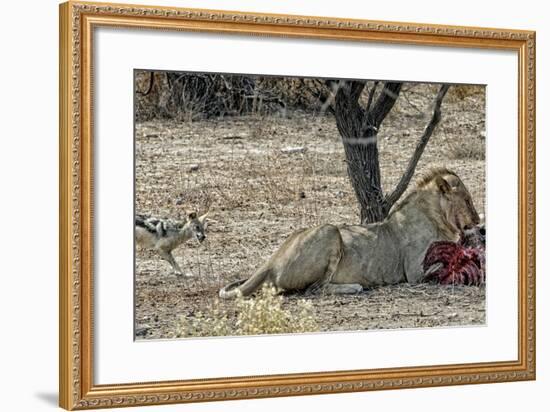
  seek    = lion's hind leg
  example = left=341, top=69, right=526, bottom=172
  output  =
left=275, top=224, right=344, bottom=292
left=302, top=225, right=347, bottom=295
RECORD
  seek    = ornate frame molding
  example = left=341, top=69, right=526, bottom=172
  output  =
left=59, top=1, right=536, bottom=409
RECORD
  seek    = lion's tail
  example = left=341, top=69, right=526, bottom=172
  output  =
left=218, top=267, right=272, bottom=299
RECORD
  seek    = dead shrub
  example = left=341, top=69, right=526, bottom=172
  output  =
left=447, top=85, right=485, bottom=101
left=176, top=284, right=318, bottom=337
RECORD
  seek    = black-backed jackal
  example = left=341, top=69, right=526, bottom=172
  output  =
left=135, top=211, right=208, bottom=276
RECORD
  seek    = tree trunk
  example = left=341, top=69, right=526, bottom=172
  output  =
left=340, top=128, right=387, bottom=223
left=334, top=81, right=402, bottom=224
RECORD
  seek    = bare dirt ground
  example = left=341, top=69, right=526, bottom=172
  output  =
left=135, top=84, right=486, bottom=339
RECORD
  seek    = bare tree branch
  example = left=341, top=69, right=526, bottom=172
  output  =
left=369, top=82, right=403, bottom=128
left=334, top=80, right=368, bottom=134
left=298, top=79, right=337, bottom=115
left=384, top=84, right=451, bottom=209
left=365, top=81, right=379, bottom=114
left=348, top=80, right=367, bottom=102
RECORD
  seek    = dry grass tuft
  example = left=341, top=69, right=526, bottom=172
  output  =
left=446, top=137, right=485, bottom=160
left=447, top=85, right=485, bottom=102
left=176, top=284, right=318, bottom=337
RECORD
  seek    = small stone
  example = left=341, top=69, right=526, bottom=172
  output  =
left=281, top=146, right=306, bottom=154
left=188, top=164, right=200, bottom=172
left=135, top=327, right=150, bottom=337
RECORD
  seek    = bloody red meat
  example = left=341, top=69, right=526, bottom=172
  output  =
left=422, top=226, right=485, bottom=286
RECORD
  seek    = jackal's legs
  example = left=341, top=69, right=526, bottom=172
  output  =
left=158, top=250, right=183, bottom=275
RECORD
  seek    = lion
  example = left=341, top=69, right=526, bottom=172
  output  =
left=219, top=168, right=480, bottom=298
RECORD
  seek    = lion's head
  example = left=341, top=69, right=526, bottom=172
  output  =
left=417, top=168, right=480, bottom=236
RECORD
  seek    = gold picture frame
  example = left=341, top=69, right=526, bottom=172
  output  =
left=59, top=1, right=536, bottom=409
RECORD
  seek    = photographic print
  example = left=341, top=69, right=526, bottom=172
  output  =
left=60, top=4, right=535, bottom=408
left=134, top=72, right=487, bottom=340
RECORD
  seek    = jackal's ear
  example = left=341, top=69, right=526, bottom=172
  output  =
left=187, top=211, right=197, bottom=220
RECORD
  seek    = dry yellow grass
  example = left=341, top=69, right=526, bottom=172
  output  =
left=175, top=285, right=318, bottom=337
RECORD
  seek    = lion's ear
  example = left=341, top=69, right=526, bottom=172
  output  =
left=435, top=176, right=451, bottom=195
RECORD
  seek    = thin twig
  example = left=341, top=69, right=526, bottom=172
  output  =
left=136, top=71, right=155, bottom=96
left=385, top=84, right=450, bottom=209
